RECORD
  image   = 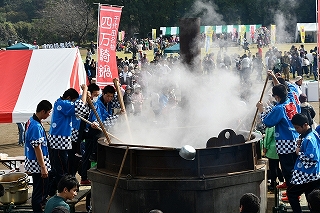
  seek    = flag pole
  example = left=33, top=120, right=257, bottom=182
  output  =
left=94, top=3, right=101, bottom=80
left=317, top=0, right=320, bottom=122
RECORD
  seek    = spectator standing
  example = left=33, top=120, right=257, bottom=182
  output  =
left=89, top=41, right=95, bottom=54
left=293, top=76, right=303, bottom=96
left=299, top=94, right=316, bottom=129
left=86, top=49, right=92, bottom=61
left=16, top=122, right=25, bottom=146
left=123, top=85, right=133, bottom=114
left=301, top=54, right=310, bottom=78
left=306, top=50, right=314, bottom=74
left=119, top=64, right=133, bottom=87
left=240, top=54, right=251, bottom=84
left=290, top=54, right=302, bottom=78
left=89, top=59, right=96, bottom=78
left=131, top=85, right=143, bottom=116
left=312, top=52, right=318, bottom=81
left=282, top=52, right=291, bottom=81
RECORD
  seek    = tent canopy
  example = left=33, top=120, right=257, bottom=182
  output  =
left=164, top=43, right=180, bottom=53
left=0, top=48, right=86, bottom=123
left=295, top=23, right=317, bottom=42
left=6, top=42, right=35, bottom=50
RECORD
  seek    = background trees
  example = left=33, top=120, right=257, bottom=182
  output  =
left=0, top=0, right=316, bottom=46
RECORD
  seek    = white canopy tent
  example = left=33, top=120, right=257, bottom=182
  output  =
left=295, top=23, right=317, bottom=43
left=0, top=48, right=87, bottom=123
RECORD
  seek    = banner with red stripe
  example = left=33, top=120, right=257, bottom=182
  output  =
left=96, top=5, right=122, bottom=87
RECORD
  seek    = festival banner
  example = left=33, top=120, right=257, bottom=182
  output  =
left=318, top=0, right=320, bottom=55
left=118, top=32, right=122, bottom=41
left=96, top=5, right=122, bottom=86
left=205, top=26, right=213, bottom=53
left=270, top=25, right=276, bottom=45
left=250, top=25, right=255, bottom=42
left=300, top=25, right=305, bottom=43
left=121, top=31, right=125, bottom=41
left=240, top=25, right=246, bottom=45
left=152, top=29, right=157, bottom=41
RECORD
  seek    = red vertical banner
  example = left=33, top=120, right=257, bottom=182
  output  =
left=96, top=5, right=122, bottom=86
left=318, top=0, right=320, bottom=54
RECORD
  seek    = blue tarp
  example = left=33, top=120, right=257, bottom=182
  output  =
left=164, top=43, right=180, bottom=53
left=6, top=42, right=35, bottom=50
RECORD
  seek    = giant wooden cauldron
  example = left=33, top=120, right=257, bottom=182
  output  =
left=88, top=129, right=265, bottom=213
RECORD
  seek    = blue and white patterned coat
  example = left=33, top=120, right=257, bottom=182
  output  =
left=48, top=98, right=87, bottom=150
left=25, top=114, right=51, bottom=173
left=291, top=129, right=320, bottom=185
left=88, top=94, right=120, bottom=128
left=261, top=98, right=299, bottom=154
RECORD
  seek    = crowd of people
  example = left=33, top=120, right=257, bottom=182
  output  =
left=201, top=44, right=318, bottom=88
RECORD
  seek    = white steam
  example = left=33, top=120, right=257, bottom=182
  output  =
left=109, top=0, right=267, bottom=149
left=186, top=0, right=225, bottom=25
left=274, top=0, right=298, bottom=43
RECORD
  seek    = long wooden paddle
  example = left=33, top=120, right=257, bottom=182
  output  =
left=247, top=75, right=269, bottom=170
left=86, top=96, right=112, bottom=144
left=247, top=75, right=269, bottom=141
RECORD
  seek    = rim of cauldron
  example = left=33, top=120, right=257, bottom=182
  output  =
left=97, top=130, right=262, bottom=151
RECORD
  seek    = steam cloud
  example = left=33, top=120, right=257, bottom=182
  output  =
left=111, top=0, right=266, bottom=149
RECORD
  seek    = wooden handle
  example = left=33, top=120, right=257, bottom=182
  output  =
left=112, top=78, right=134, bottom=144
left=108, top=142, right=176, bottom=150
left=247, top=75, right=269, bottom=141
left=86, top=97, right=111, bottom=144
left=106, top=146, right=129, bottom=213
left=78, top=115, right=131, bottom=145
left=113, top=78, right=126, bottom=112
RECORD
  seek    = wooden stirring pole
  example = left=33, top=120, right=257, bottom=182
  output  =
left=112, top=78, right=134, bottom=143
left=86, top=96, right=111, bottom=144
left=247, top=75, right=270, bottom=170
left=247, top=75, right=269, bottom=141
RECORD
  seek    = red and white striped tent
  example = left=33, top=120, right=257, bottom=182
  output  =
left=0, top=48, right=86, bottom=123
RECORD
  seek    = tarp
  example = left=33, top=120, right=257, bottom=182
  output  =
left=295, top=23, right=317, bottom=42
left=6, top=42, right=35, bottom=50
left=0, top=48, right=86, bottom=123
left=164, top=43, right=180, bottom=53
